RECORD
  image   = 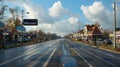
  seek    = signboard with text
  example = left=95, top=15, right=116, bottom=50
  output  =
left=23, top=19, right=38, bottom=25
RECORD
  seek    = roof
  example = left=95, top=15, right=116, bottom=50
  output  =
left=86, top=24, right=102, bottom=35
left=86, top=24, right=95, bottom=31
left=78, top=30, right=83, bottom=33
left=16, top=25, right=26, bottom=32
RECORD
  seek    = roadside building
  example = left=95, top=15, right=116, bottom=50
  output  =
left=72, top=32, right=79, bottom=39
left=71, top=30, right=84, bottom=41
left=116, top=28, right=120, bottom=45
left=77, top=30, right=84, bottom=40
left=109, top=28, right=120, bottom=45
left=0, top=21, right=4, bottom=48
left=83, top=23, right=102, bottom=43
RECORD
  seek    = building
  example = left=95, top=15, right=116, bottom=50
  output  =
left=72, top=30, right=83, bottom=38
left=72, top=32, right=79, bottom=38
left=109, top=28, right=120, bottom=45
left=0, top=21, right=4, bottom=48
left=83, top=23, right=102, bottom=42
left=116, top=28, right=120, bottom=44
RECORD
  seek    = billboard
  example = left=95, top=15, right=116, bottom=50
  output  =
left=23, top=19, right=38, bottom=25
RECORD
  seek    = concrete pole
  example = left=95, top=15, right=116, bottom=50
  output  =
left=113, top=0, right=117, bottom=48
left=77, top=21, right=80, bottom=38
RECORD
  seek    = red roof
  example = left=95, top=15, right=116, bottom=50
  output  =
left=86, top=25, right=102, bottom=36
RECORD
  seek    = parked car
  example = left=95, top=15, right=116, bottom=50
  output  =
left=103, top=39, right=112, bottom=45
left=96, top=39, right=103, bottom=45
left=17, top=38, right=31, bottom=43
left=24, top=38, right=31, bottom=42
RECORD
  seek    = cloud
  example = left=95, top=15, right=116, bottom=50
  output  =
left=68, top=17, right=79, bottom=24
left=53, top=17, right=80, bottom=36
left=26, top=17, right=80, bottom=36
left=81, top=2, right=114, bottom=29
left=23, top=1, right=80, bottom=36
left=23, top=2, right=53, bottom=24
left=48, top=1, right=79, bottom=19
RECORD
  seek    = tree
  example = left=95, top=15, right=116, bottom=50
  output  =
left=0, top=0, right=7, bottom=19
left=8, top=7, right=21, bottom=32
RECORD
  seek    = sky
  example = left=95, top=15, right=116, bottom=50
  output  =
left=3, top=0, right=120, bottom=36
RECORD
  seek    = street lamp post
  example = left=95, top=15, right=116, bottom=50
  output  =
left=21, top=10, right=24, bottom=45
left=21, top=10, right=29, bottom=45
left=77, top=21, right=80, bottom=38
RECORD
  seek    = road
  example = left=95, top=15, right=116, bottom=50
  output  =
left=0, top=39, right=120, bottom=67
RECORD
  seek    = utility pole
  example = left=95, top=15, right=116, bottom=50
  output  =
left=77, top=21, right=80, bottom=38
left=113, top=0, right=117, bottom=48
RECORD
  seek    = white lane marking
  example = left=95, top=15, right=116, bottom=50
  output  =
left=42, top=47, right=57, bottom=67
left=0, top=44, right=52, bottom=66
left=27, top=47, right=52, bottom=67
left=62, top=43, right=67, bottom=56
left=71, top=47, right=93, bottom=67
left=88, top=47, right=120, bottom=60
left=74, top=41, right=120, bottom=60
left=24, top=47, right=48, bottom=60
left=0, top=48, right=38, bottom=66
left=80, top=48, right=115, bottom=66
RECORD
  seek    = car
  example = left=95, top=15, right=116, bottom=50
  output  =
left=96, top=39, right=103, bottom=45
left=103, top=39, right=112, bottom=45
left=17, top=38, right=31, bottom=43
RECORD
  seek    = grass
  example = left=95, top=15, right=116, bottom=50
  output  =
left=73, top=40, right=120, bottom=53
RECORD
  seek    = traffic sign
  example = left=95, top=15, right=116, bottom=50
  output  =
left=23, top=19, right=38, bottom=25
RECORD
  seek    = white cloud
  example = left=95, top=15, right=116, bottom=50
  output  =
left=48, top=1, right=66, bottom=18
left=53, top=17, right=80, bottom=36
left=23, top=2, right=53, bottom=24
left=48, top=1, right=79, bottom=19
left=68, top=17, right=79, bottom=24
left=81, top=2, right=114, bottom=29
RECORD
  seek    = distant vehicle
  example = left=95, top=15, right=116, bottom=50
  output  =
left=103, top=39, right=112, bottom=45
left=75, top=37, right=81, bottom=41
left=17, top=38, right=22, bottom=43
left=24, top=38, right=31, bottom=42
left=96, top=39, right=103, bottom=45
left=17, top=38, right=31, bottom=43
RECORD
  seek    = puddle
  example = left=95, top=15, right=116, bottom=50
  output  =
left=60, top=56, right=76, bottom=67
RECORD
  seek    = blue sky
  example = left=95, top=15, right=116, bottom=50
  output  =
left=3, top=0, right=120, bottom=36
left=29, top=0, right=114, bottom=22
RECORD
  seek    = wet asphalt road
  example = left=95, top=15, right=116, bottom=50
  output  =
left=0, top=39, right=120, bottom=67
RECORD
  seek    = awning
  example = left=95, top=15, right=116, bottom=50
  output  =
left=16, top=25, right=26, bottom=32
left=88, top=34, right=102, bottom=36
left=0, top=21, right=4, bottom=29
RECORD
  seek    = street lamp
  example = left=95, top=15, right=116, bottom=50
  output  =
left=21, top=10, right=29, bottom=45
